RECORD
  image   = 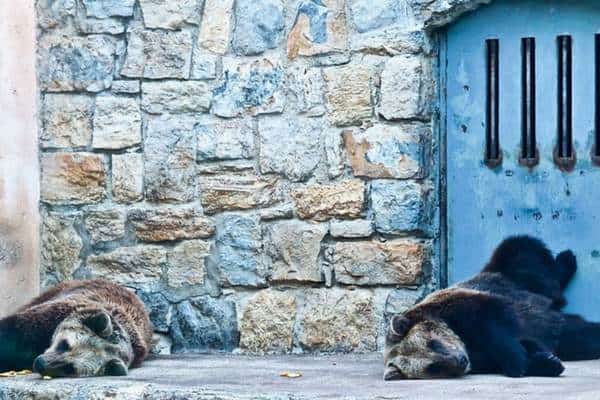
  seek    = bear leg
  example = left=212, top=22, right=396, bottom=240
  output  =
left=483, top=322, right=528, bottom=377
left=0, top=318, right=39, bottom=371
left=557, top=314, right=600, bottom=361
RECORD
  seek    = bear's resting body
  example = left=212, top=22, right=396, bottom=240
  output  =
left=0, top=279, right=152, bottom=377
left=384, top=236, right=600, bottom=379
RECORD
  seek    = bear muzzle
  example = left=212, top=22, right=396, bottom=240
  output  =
left=33, top=354, right=76, bottom=377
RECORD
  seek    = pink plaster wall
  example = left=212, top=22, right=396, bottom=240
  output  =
left=0, top=1, right=40, bottom=316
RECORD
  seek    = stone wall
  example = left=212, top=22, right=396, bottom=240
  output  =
left=36, top=0, right=489, bottom=354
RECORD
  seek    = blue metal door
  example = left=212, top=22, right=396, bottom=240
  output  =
left=445, top=0, right=600, bottom=320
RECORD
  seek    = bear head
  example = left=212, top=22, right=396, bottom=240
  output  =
left=384, top=314, right=470, bottom=380
left=33, top=308, right=133, bottom=378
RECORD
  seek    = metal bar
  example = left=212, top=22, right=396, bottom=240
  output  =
left=557, top=35, right=573, bottom=159
left=522, top=37, right=537, bottom=161
left=439, top=32, right=449, bottom=288
left=486, top=39, right=500, bottom=163
left=596, top=34, right=600, bottom=159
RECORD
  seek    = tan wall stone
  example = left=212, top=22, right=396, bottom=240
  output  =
left=299, top=288, right=377, bottom=352
left=292, top=180, right=365, bottom=221
left=240, top=290, right=296, bottom=354
left=41, top=153, right=107, bottom=205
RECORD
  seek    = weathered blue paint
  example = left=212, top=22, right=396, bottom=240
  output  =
left=295, top=0, right=328, bottom=44
left=445, top=0, right=600, bottom=320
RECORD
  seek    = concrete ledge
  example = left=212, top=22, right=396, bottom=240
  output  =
left=1, top=354, right=599, bottom=400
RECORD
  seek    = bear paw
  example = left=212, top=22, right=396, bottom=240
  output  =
left=557, top=250, right=577, bottom=274
left=527, top=352, right=565, bottom=377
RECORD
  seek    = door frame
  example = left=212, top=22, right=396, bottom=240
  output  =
left=0, top=1, right=40, bottom=316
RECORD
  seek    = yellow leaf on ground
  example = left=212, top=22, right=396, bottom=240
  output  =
left=16, top=370, right=32, bottom=376
left=0, top=370, right=33, bottom=378
left=42, top=376, right=52, bottom=380
left=279, top=371, right=302, bottom=378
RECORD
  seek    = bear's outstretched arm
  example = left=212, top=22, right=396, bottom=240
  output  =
left=0, top=315, right=43, bottom=371
left=0, top=302, right=78, bottom=372
left=555, top=250, right=577, bottom=290
left=557, top=314, right=600, bottom=361
left=481, top=320, right=528, bottom=377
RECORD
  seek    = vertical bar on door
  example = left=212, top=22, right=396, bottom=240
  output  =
left=521, top=37, right=538, bottom=165
left=595, top=34, right=600, bottom=162
left=557, top=35, right=573, bottom=159
left=485, top=39, right=500, bottom=166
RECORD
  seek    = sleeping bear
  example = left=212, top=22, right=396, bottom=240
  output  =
left=0, top=280, right=153, bottom=377
left=384, top=235, right=600, bottom=380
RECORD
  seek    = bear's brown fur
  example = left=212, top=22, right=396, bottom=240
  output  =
left=384, top=236, right=600, bottom=380
left=0, top=279, right=152, bottom=377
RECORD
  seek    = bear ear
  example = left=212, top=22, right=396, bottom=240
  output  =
left=390, top=315, right=411, bottom=338
left=104, top=359, right=128, bottom=376
left=83, top=311, right=113, bottom=338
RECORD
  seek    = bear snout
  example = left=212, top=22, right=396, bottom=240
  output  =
left=458, top=354, right=469, bottom=370
left=33, top=356, right=47, bottom=374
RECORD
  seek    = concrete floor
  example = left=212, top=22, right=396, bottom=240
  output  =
left=0, top=354, right=599, bottom=399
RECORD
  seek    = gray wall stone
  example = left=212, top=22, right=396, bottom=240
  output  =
left=144, top=117, right=197, bottom=203
left=83, top=209, right=126, bottom=244
left=112, top=153, right=144, bottom=204
left=41, top=94, right=93, bottom=149
left=214, top=214, right=267, bottom=288
left=350, top=0, right=401, bottom=33
left=41, top=212, right=82, bottom=289
left=122, top=27, right=194, bottom=79
left=233, top=0, right=285, bottom=56
left=92, top=96, right=141, bottom=150
left=38, top=35, right=118, bottom=92
left=139, top=0, right=202, bottom=30
left=212, top=57, right=285, bottom=117
left=264, top=220, right=328, bottom=283
left=87, top=245, right=167, bottom=290
left=171, top=296, right=239, bottom=352
left=142, top=81, right=211, bottom=114
left=371, top=180, right=432, bottom=234
left=258, top=116, right=322, bottom=181
left=82, top=0, right=135, bottom=18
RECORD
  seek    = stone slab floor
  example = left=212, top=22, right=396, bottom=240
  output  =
left=1, top=354, right=599, bottom=400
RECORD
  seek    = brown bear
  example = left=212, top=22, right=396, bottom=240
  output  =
left=0, top=279, right=153, bottom=377
left=384, top=236, right=600, bottom=379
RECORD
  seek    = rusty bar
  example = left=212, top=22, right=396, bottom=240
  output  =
left=521, top=37, right=537, bottom=163
left=557, top=35, right=573, bottom=159
left=485, top=39, right=500, bottom=165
